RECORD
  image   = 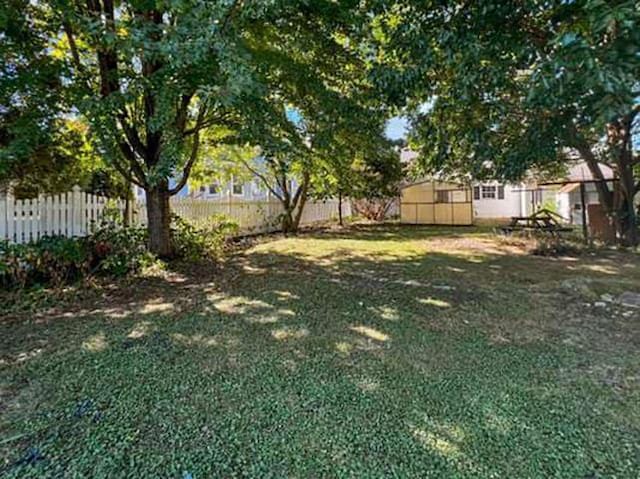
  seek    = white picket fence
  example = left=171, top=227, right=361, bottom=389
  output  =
left=0, top=186, right=130, bottom=244
left=0, top=187, right=350, bottom=244
left=138, top=197, right=350, bottom=235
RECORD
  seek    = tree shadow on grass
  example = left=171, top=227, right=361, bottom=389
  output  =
left=1, top=229, right=639, bottom=477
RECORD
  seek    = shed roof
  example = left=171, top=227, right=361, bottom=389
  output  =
left=565, top=162, right=614, bottom=182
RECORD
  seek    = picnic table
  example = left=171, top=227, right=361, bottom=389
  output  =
left=500, top=209, right=573, bottom=235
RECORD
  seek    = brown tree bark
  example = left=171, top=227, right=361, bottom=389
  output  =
left=572, top=125, right=638, bottom=247
left=276, top=171, right=310, bottom=235
left=146, top=180, right=173, bottom=258
left=291, top=171, right=310, bottom=233
left=607, top=110, right=639, bottom=246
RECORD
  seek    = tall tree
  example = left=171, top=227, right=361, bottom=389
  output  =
left=10, top=1, right=371, bottom=255
left=231, top=11, right=391, bottom=234
left=374, top=1, right=640, bottom=245
left=315, top=127, right=402, bottom=226
left=0, top=0, right=64, bottom=186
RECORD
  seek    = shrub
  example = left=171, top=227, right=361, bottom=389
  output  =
left=0, top=212, right=238, bottom=290
left=0, top=241, right=31, bottom=288
left=33, top=236, right=90, bottom=286
left=171, top=214, right=238, bottom=262
left=353, top=198, right=396, bottom=221
left=0, top=236, right=89, bottom=288
left=89, top=223, right=155, bottom=277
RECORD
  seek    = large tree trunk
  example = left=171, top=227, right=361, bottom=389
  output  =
left=576, top=140, right=636, bottom=246
left=291, top=172, right=310, bottom=233
left=617, top=172, right=638, bottom=246
left=146, top=181, right=173, bottom=257
left=281, top=205, right=295, bottom=235
left=338, top=191, right=344, bottom=226
left=615, top=135, right=638, bottom=246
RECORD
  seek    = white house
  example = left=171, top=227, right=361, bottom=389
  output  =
left=190, top=177, right=269, bottom=201
left=472, top=181, right=528, bottom=220
left=134, top=176, right=273, bottom=203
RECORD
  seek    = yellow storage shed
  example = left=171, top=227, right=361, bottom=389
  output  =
left=400, top=181, right=473, bottom=225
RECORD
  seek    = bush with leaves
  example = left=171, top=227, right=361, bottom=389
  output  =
left=34, top=236, right=90, bottom=286
left=83, top=202, right=156, bottom=276
left=0, top=236, right=89, bottom=288
left=0, top=241, right=31, bottom=288
left=353, top=198, right=397, bottom=221
left=90, top=225, right=154, bottom=276
left=1, top=210, right=238, bottom=289
left=171, top=214, right=238, bottom=262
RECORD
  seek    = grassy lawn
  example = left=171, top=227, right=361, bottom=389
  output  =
left=1, top=225, right=639, bottom=477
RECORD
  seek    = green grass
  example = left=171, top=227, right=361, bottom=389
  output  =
left=1, top=225, right=639, bottom=477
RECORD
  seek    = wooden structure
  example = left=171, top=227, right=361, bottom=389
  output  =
left=539, top=178, right=619, bottom=243
left=400, top=181, right=473, bottom=226
left=500, top=209, right=572, bottom=236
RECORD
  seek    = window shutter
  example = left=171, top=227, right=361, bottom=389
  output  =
left=498, top=185, right=505, bottom=199
left=473, top=186, right=480, bottom=200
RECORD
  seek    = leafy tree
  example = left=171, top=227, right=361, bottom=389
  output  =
left=238, top=94, right=395, bottom=233
left=234, top=105, right=317, bottom=234
left=316, top=129, right=402, bottom=225
left=0, top=0, right=64, bottom=186
left=2, top=119, right=128, bottom=199
left=230, top=11, right=392, bottom=234
left=242, top=149, right=311, bottom=235
left=8, top=1, right=373, bottom=255
left=374, top=1, right=640, bottom=244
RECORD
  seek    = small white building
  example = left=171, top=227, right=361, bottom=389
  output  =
left=471, top=181, right=530, bottom=221
left=554, top=162, right=615, bottom=225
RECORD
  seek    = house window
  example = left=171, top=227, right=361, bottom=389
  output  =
left=481, top=185, right=497, bottom=199
left=208, top=183, right=219, bottom=195
left=253, top=179, right=264, bottom=195
left=232, top=178, right=243, bottom=195
left=475, top=184, right=505, bottom=200
left=435, top=190, right=449, bottom=203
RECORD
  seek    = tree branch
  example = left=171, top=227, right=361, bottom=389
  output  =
left=292, top=170, right=311, bottom=229
left=62, top=21, right=82, bottom=72
left=117, top=114, right=148, bottom=160
left=116, top=141, right=148, bottom=188
left=291, top=169, right=310, bottom=210
left=240, top=159, right=282, bottom=200
left=168, top=105, right=208, bottom=195
left=111, top=150, right=145, bottom=188
left=220, top=0, right=243, bottom=34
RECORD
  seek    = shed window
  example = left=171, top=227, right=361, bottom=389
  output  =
left=473, top=186, right=480, bottom=200
left=497, top=185, right=505, bottom=199
left=435, top=190, right=449, bottom=203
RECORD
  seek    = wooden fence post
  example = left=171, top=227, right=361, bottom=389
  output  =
left=7, top=190, right=16, bottom=243
left=0, top=189, right=7, bottom=242
left=37, top=193, right=44, bottom=240
left=71, top=186, right=83, bottom=237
